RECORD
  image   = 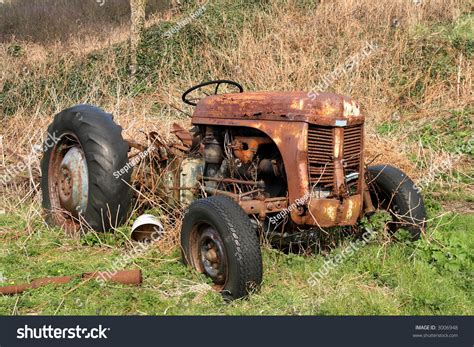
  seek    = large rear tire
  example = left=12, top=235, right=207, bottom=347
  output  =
left=367, top=165, right=427, bottom=240
left=40, top=104, right=132, bottom=234
left=181, top=196, right=263, bottom=300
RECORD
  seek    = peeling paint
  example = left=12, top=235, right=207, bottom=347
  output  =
left=343, top=100, right=361, bottom=117
left=291, top=98, right=305, bottom=111
left=345, top=198, right=354, bottom=221
left=325, top=205, right=337, bottom=222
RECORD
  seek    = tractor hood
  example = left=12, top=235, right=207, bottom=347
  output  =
left=192, top=92, right=364, bottom=127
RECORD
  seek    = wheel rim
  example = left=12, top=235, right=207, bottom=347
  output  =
left=48, top=133, right=88, bottom=231
left=190, top=224, right=228, bottom=288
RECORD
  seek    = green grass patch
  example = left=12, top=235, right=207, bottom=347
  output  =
left=0, top=208, right=472, bottom=315
left=410, top=106, right=473, bottom=155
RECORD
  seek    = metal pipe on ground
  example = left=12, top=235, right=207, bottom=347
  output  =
left=0, top=269, right=142, bottom=295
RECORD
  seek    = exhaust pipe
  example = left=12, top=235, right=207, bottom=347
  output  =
left=0, top=269, right=142, bottom=295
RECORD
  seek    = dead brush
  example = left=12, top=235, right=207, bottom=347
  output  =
left=0, top=0, right=472, bottom=256
left=0, top=0, right=171, bottom=43
left=125, top=129, right=189, bottom=254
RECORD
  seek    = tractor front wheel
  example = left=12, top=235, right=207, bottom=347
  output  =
left=367, top=165, right=427, bottom=240
left=181, top=196, right=263, bottom=300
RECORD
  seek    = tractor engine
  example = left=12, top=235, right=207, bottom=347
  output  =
left=201, top=126, right=286, bottom=201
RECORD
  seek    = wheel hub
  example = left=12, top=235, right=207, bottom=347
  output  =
left=205, top=248, right=218, bottom=263
left=199, top=227, right=227, bottom=284
left=57, top=147, right=88, bottom=216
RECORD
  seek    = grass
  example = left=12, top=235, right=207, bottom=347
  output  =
left=0, top=0, right=171, bottom=43
left=0, top=0, right=473, bottom=315
left=413, top=106, right=473, bottom=156
left=377, top=106, right=473, bottom=155
left=0, top=210, right=472, bottom=315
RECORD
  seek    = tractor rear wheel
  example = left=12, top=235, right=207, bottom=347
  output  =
left=367, top=165, right=427, bottom=240
left=40, top=105, right=132, bottom=234
left=181, top=196, right=263, bottom=300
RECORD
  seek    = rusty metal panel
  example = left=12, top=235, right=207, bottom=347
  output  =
left=192, top=119, right=310, bottom=211
left=171, top=123, right=193, bottom=147
left=294, top=195, right=363, bottom=227
left=239, top=197, right=288, bottom=219
left=192, top=92, right=364, bottom=127
left=179, top=158, right=204, bottom=206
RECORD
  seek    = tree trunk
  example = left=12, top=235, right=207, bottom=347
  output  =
left=130, top=0, right=147, bottom=76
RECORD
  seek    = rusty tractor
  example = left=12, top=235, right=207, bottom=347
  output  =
left=41, top=80, right=427, bottom=300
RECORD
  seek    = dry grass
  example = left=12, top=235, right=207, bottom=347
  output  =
left=0, top=0, right=172, bottom=43
left=0, top=0, right=472, bottom=238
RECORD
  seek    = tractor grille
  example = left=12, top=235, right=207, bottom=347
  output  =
left=343, top=124, right=363, bottom=190
left=308, top=125, right=334, bottom=187
left=343, top=125, right=363, bottom=175
left=307, top=124, right=363, bottom=190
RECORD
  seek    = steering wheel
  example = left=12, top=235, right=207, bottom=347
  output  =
left=182, top=80, right=244, bottom=106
